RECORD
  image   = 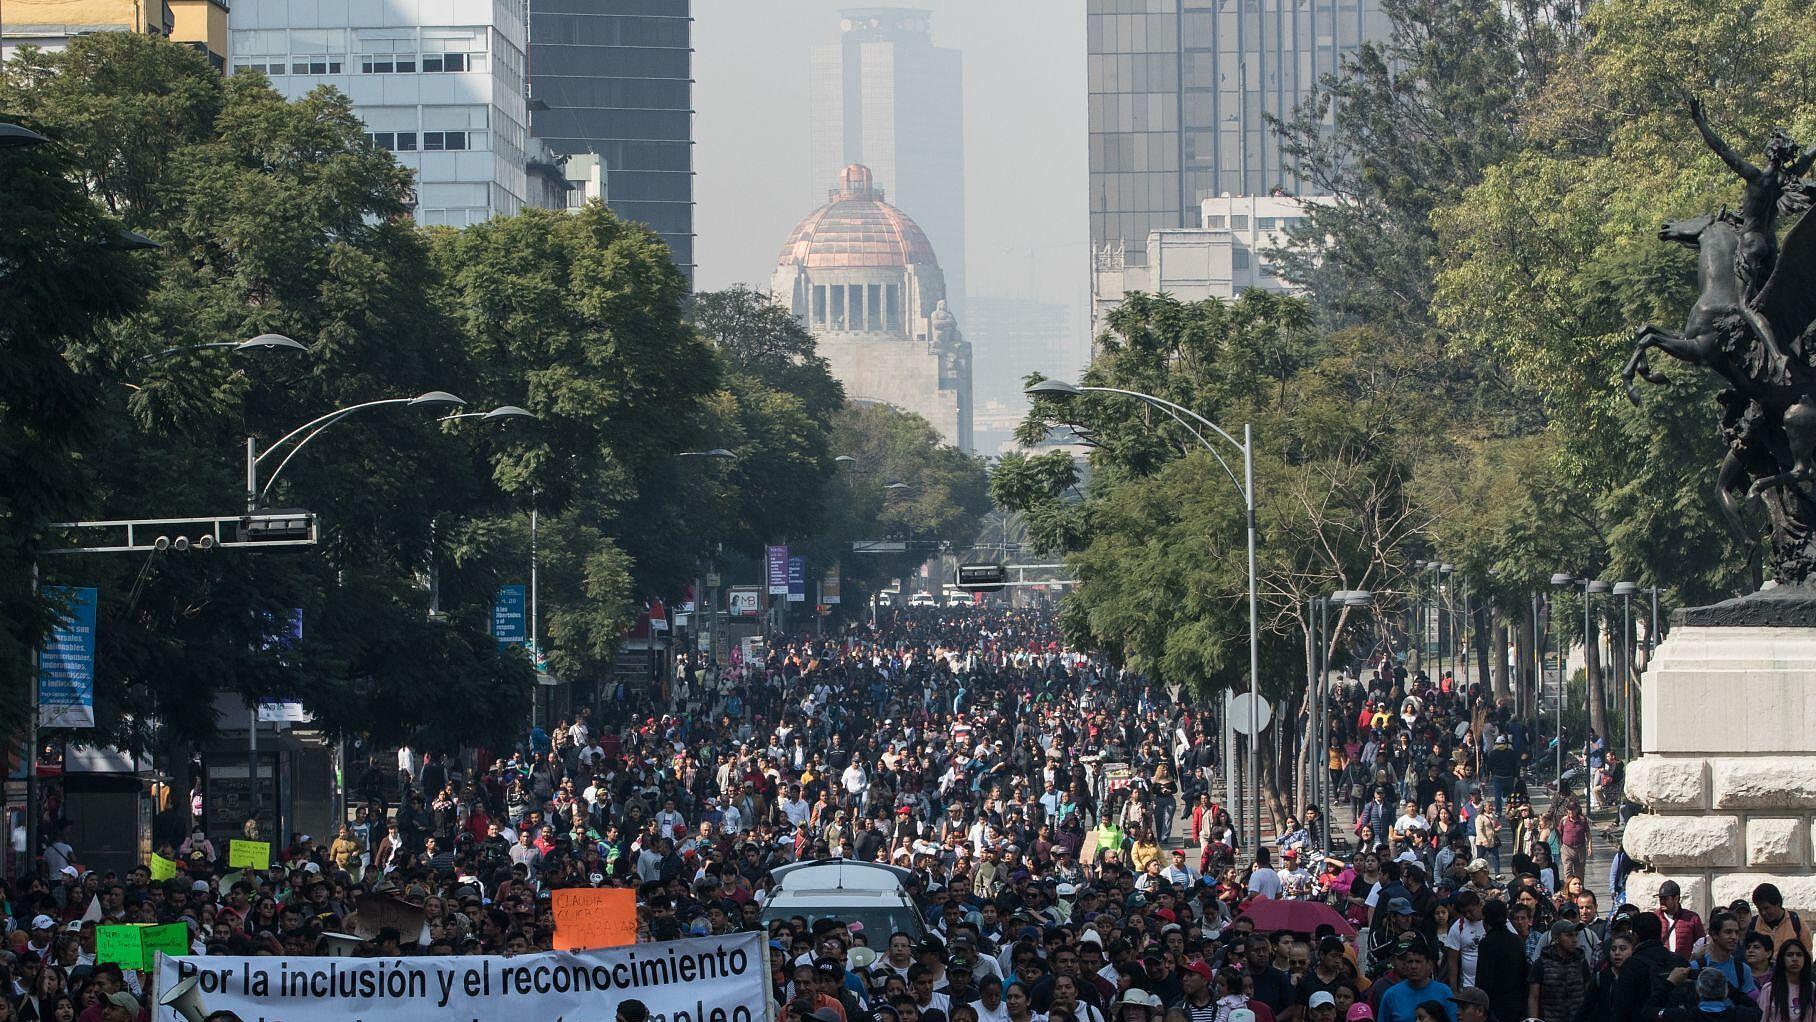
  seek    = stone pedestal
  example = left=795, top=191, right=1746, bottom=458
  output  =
left=1624, top=624, right=1816, bottom=916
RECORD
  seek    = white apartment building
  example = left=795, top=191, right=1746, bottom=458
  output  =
left=1090, top=193, right=1320, bottom=344
left=229, top=0, right=532, bottom=227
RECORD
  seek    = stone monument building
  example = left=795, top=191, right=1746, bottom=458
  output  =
left=772, top=164, right=972, bottom=451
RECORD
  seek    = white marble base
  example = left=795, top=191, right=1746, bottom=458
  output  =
left=1623, top=625, right=1816, bottom=916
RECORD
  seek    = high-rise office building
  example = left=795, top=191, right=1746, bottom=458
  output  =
left=529, top=0, right=694, bottom=282
left=1087, top=0, right=1385, bottom=259
left=809, top=7, right=963, bottom=318
left=229, top=0, right=533, bottom=227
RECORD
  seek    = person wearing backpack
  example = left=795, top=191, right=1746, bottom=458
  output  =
left=1753, top=885, right=1814, bottom=958
left=1611, top=910, right=1690, bottom=1022
left=1691, top=910, right=1758, bottom=1005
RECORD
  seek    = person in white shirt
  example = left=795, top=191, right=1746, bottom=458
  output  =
left=1247, top=847, right=1283, bottom=899
left=1393, top=800, right=1431, bottom=842
left=842, top=762, right=869, bottom=803
left=1444, top=889, right=1488, bottom=989
left=1162, top=848, right=1196, bottom=887
left=970, top=976, right=1010, bottom=1022
left=781, top=785, right=812, bottom=827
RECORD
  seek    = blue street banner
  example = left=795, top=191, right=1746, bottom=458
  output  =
left=787, top=557, right=806, bottom=603
left=39, top=585, right=97, bottom=728
left=492, top=585, right=527, bottom=648
left=766, top=545, right=789, bottom=595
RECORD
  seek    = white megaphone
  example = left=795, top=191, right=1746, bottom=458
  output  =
left=319, top=931, right=365, bottom=957
left=159, top=975, right=207, bottom=1022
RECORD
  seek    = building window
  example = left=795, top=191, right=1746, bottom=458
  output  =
left=422, top=52, right=467, bottom=72
left=1231, top=214, right=1249, bottom=230
left=1232, top=249, right=1251, bottom=269
left=1205, top=214, right=1227, bottom=228
left=421, top=28, right=487, bottom=73
left=886, top=284, right=901, bottom=331
left=813, top=285, right=827, bottom=324
left=365, top=132, right=418, bottom=153
left=1255, top=216, right=1276, bottom=229
left=867, top=283, right=883, bottom=332
left=360, top=54, right=417, bottom=73
left=422, top=131, right=468, bottom=151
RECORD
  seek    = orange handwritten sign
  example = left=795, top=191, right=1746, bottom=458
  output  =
left=551, top=888, right=637, bottom=949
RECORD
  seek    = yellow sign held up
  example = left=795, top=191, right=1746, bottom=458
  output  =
left=149, top=854, right=178, bottom=881
left=227, top=839, right=270, bottom=871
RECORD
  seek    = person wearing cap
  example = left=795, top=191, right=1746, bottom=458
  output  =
left=99, top=991, right=139, bottom=1022
left=1527, top=919, right=1589, bottom=1022
left=1172, top=958, right=1217, bottom=1022
left=1306, top=990, right=1340, bottom=1022
left=1370, top=898, right=1423, bottom=975
left=1376, top=936, right=1456, bottom=1022
left=1444, top=987, right=1494, bottom=1022
left=1657, top=880, right=1707, bottom=959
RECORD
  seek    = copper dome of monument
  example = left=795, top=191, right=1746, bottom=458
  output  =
left=777, top=165, right=941, bottom=271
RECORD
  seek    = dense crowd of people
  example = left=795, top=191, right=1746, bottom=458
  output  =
left=4, top=601, right=1810, bottom=1022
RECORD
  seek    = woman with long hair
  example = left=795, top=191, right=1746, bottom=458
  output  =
left=1761, top=938, right=1815, bottom=1022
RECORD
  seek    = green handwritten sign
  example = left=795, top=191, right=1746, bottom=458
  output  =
left=96, top=923, right=190, bottom=970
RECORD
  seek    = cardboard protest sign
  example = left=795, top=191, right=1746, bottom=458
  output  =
left=227, top=840, right=270, bottom=870
left=551, top=888, right=637, bottom=950
left=149, top=854, right=179, bottom=881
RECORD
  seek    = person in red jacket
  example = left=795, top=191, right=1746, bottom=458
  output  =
left=1657, top=880, right=1707, bottom=958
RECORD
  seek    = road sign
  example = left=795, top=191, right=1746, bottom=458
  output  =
left=1228, top=692, right=1273, bottom=735
left=851, top=540, right=907, bottom=554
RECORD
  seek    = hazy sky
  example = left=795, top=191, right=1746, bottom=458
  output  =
left=694, top=0, right=1088, bottom=341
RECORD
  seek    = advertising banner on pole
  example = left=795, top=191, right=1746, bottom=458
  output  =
left=492, top=585, right=526, bottom=648
left=787, top=557, right=805, bottom=603
left=727, top=587, right=762, bottom=617
left=821, top=566, right=841, bottom=605
left=765, top=545, right=788, bottom=595
left=38, top=585, right=97, bottom=728
left=155, top=932, right=769, bottom=1022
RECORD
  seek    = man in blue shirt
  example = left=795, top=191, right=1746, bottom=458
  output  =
left=1377, top=936, right=1457, bottom=1022
left=1691, top=909, right=1757, bottom=1001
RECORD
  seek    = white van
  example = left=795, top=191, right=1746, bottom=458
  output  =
left=758, top=859, right=927, bottom=942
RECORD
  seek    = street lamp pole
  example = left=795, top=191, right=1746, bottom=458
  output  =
left=1027, top=379, right=1261, bottom=853
left=247, top=391, right=465, bottom=510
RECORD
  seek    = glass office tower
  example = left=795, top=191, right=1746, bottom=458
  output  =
left=1087, top=0, right=1386, bottom=261
left=530, top=0, right=695, bottom=282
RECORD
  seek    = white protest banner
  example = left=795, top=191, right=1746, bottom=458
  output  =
left=156, top=931, right=768, bottom=1022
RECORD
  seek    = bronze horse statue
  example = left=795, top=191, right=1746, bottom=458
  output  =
left=1624, top=210, right=1816, bottom=499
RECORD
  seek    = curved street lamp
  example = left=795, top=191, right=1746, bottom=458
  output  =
left=248, top=391, right=465, bottom=509
left=0, top=123, right=50, bottom=148
left=135, top=333, right=308, bottom=365
left=1026, top=377, right=1262, bottom=852
left=442, top=405, right=538, bottom=424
